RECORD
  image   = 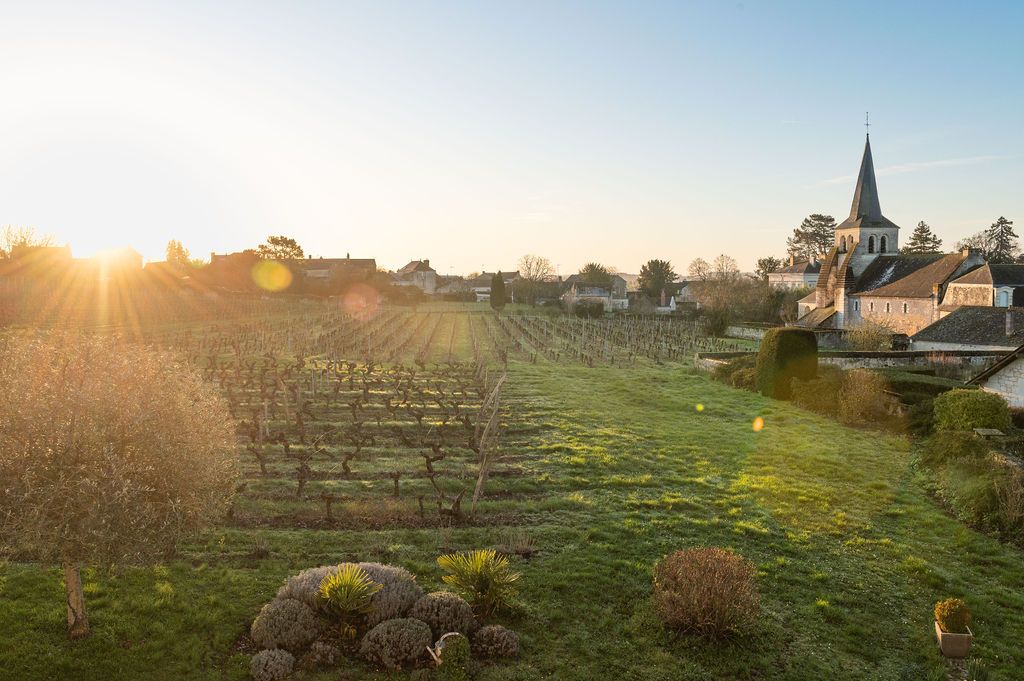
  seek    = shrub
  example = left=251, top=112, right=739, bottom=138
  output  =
left=845, top=319, right=893, bottom=351
left=250, top=597, right=325, bottom=652
left=0, top=333, right=238, bottom=639
left=838, top=369, right=891, bottom=426
left=755, top=328, right=817, bottom=400
left=907, top=397, right=936, bottom=438
left=573, top=300, right=605, bottom=319
left=437, top=633, right=471, bottom=681
left=409, top=591, right=477, bottom=638
left=652, top=547, right=759, bottom=639
left=437, top=549, right=520, bottom=618
left=472, top=625, right=520, bottom=659
left=249, top=649, right=295, bottom=681
left=730, top=367, right=758, bottom=391
left=277, top=566, right=337, bottom=611
left=934, top=598, right=971, bottom=634
left=318, top=564, right=382, bottom=635
left=360, top=618, right=433, bottom=671
left=921, top=432, right=988, bottom=468
left=711, top=354, right=756, bottom=384
left=367, top=577, right=425, bottom=628
left=299, top=641, right=340, bottom=670
left=790, top=366, right=844, bottom=417
left=933, top=389, right=1011, bottom=432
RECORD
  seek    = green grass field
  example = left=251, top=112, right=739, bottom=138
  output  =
left=2, top=312, right=1023, bottom=680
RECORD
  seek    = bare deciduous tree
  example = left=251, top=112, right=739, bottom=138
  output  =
left=0, top=333, right=238, bottom=639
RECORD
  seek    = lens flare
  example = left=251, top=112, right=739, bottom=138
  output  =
left=342, top=282, right=380, bottom=316
left=695, top=403, right=704, bottom=412
left=752, top=416, right=765, bottom=432
left=251, top=260, right=293, bottom=292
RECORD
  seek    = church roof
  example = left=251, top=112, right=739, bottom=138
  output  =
left=796, top=306, right=837, bottom=328
left=951, top=263, right=1024, bottom=287
left=850, top=253, right=952, bottom=296
left=835, top=136, right=900, bottom=233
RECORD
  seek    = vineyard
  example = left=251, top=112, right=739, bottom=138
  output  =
left=126, top=306, right=742, bottom=535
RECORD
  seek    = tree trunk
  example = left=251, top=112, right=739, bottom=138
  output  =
left=63, top=560, right=90, bottom=639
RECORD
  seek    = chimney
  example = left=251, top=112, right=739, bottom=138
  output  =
left=790, top=255, right=795, bottom=266
left=1007, top=309, right=1015, bottom=336
left=424, top=259, right=430, bottom=267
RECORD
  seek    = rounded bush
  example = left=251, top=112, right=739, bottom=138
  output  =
left=360, top=617, right=433, bottom=670
left=250, top=597, right=324, bottom=652
left=250, top=649, right=295, bottom=681
left=368, top=576, right=425, bottom=627
left=276, top=566, right=337, bottom=611
left=437, top=633, right=471, bottom=681
left=755, top=328, right=817, bottom=400
left=299, top=640, right=340, bottom=670
left=653, top=547, right=759, bottom=639
left=729, top=367, right=758, bottom=391
left=472, top=625, right=520, bottom=659
left=409, top=591, right=477, bottom=638
left=934, top=389, right=1011, bottom=432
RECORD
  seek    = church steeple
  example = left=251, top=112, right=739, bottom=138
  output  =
left=849, top=134, right=883, bottom=221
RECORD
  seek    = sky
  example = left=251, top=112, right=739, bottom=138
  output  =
left=1, top=0, right=1022, bottom=275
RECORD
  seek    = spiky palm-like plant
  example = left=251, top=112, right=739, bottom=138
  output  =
left=318, top=564, right=382, bottom=637
left=437, top=549, right=520, bottom=618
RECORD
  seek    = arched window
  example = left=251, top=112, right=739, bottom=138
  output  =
left=868, top=236, right=875, bottom=253
left=880, top=236, right=888, bottom=253
left=840, top=236, right=847, bottom=252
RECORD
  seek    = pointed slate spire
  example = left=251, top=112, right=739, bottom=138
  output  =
left=849, top=135, right=882, bottom=220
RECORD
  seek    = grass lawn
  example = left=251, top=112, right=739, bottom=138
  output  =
left=2, top=356, right=1023, bottom=679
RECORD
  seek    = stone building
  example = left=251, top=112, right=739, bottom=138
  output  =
left=912, top=307, right=1024, bottom=352
left=942, top=264, right=1024, bottom=308
left=392, top=259, right=438, bottom=294
left=767, top=256, right=821, bottom=289
left=796, top=134, right=985, bottom=335
left=968, top=341, right=1024, bottom=407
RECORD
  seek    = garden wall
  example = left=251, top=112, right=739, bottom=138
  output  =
left=725, top=324, right=849, bottom=349
left=695, top=349, right=1006, bottom=373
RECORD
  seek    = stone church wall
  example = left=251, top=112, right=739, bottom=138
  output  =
left=943, top=283, right=991, bottom=307
left=854, top=296, right=936, bottom=335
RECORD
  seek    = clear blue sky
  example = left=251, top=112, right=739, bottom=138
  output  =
left=1, top=0, right=1021, bottom=274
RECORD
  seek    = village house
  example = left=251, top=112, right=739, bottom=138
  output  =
left=297, top=255, right=376, bottom=281
left=767, top=256, right=821, bottom=289
left=942, top=264, right=1024, bottom=308
left=796, top=134, right=986, bottom=335
left=561, top=273, right=629, bottom=312
left=967, top=341, right=1024, bottom=408
left=469, top=271, right=520, bottom=302
left=391, top=259, right=438, bottom=294
left=911, top=307, right=1024, bottom=352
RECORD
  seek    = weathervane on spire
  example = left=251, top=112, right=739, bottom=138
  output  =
left=865, top=111, right=870, bottom=136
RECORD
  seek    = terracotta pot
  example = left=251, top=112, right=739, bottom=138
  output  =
left=934, top=620, right=973, bottom=658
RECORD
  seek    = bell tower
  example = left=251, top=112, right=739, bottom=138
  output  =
left=833, top=132, right=900, bottom=277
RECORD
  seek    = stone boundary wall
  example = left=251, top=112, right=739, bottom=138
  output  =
left=724, top=324, right=850, bottom=349
left=695, top=349, right=1006, bottom=373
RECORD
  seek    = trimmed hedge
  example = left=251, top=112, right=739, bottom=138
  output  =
left=755, top=328, right=817, bottom=400
left=933, top=389, right=1011, bottom=432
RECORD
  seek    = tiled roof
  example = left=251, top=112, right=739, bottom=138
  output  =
left=912, top=306, right=1024, bottom=346
left=398, top=260, right=435, bottom=274
left=850, top=253, right=956, bottom=297
left=775, top=261, right=821, bottom=275
left=952, top=264, right=1024, bottom=287
left=796, top=306, right=837, bottom=328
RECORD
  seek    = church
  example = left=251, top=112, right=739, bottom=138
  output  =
left=796, top=134, right=985, bottom=335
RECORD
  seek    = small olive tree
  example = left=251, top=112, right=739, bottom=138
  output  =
left=0, top=333, right=238, bottom=639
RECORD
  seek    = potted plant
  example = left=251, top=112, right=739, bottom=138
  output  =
left=934, top=597, right=973, bottom=658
